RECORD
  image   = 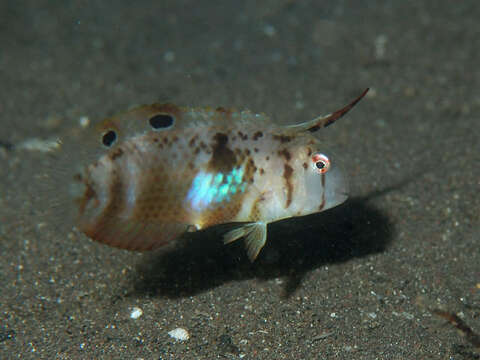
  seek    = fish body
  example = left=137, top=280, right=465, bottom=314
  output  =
left=58, top=89, right=368, bottom=261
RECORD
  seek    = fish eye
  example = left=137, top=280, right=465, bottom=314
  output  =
left=149, top=114, right=175, bottom=130
left=312, top=153, right=330, bottom=174
left=102, top=130, right=117, bottom=147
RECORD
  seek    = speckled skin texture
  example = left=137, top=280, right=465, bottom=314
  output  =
left=1, top=1, right=479, bottom=359
left=69, top=97, right=360, bottom=253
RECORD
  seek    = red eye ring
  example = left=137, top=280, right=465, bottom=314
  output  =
left=312, top=153, right=330, bottom=174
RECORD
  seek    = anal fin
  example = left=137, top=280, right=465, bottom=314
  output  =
left=223, top=222, right=267, bottom=262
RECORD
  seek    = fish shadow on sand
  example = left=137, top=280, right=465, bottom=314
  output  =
left=130, top=189, right=395, bottom=299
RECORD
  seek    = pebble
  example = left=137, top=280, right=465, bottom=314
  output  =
left=168, top=327, right=190, bottom=341
left=130, top=307, right=143, bottom=319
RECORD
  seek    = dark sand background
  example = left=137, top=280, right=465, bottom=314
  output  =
left=1, top=1, right=479, bottom=359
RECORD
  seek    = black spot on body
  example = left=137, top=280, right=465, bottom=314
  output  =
left=102, top=130, right=117, bottom=147
left=303, top=162, right=308, bottom=169
left=149, top=114, right=175, bottom=129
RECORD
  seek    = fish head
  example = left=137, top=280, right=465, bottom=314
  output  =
left=302, top=146, right=349, bottom=213
left=271, top=137, right=348, bottom=219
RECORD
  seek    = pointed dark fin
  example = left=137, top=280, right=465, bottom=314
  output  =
left=285, top=88, right=369, bottom=133
left=223, top=222, right=267, bottom=262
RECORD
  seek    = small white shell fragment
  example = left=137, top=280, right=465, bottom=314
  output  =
left=130, top=306, right=143, bottom=319
left=168, top=327, right=190, bottom=341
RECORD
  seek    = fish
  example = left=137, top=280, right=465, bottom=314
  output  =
left=50, top=88, right=368, bottom=262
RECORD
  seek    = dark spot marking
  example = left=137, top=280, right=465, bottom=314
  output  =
left=238, top=131, right=248, bottom=140
left=259, top=168, right=265, bottom=175
left=283, top=164, right=294, bottom=208
left=172, top=135, right=179, bottom=142
left=253, top=131, right=263, bottom=140
left=163, top=137, right=169, bottom=145
left=266, top=156, right=270, bottom=161
left=244, top=157, right=258, bottom=184
left=153, top=137, right=159, bottom=143
left=215, top=106, right=232, bottom=118
left=188, top=135, right=198, bottom=147
left=102, top=130, right=117, bottom=147
left=149, top=114, right=174, bottom=129
left=245, top=149, right=251, bottom=156
left=307, top=147, right=312, bottom=156
left=303, top=162, right=308, bottom=170
left=109, top=147, right=124, bottom=160
left=278, top=148, right=291, bottom=161
left=199, top=141, right=207, bottom=150
left=208, top=133, right=236, bottom=172
left=194, top=147, right=200, bottom=155
left=318, top=198, right=325, bottom=211
left=273, top=134, right=293, bottom=143
left=254, top=148, right=259, bottom=153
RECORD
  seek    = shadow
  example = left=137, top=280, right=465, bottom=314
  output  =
left=129, top=188, right=395, bottom=299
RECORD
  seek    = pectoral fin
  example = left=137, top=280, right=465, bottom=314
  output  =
left=223, top=222, right=267, bottom=262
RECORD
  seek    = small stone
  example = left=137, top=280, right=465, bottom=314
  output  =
left=130, top=307, right=143, bottom=319
left=168, top=327, right=190, bottom=341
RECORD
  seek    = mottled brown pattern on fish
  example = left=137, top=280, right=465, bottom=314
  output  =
left=188, top=134, right=199, bottom=147
left=109, top=147, right=124, bottom=161
left=278, top=148, right=291, bottom=161
left=76, top=178, right=96, bottom=215
left=253, top=131, right=263, bottom=140
left=318, top=173, right=326, bottom=211
left=208, top=133, right=237, bottom=173
left=238, top=131, right=248, bottom=141
left=244, top=157, right=257, bottom=183
left=63, top=89, right=366, bottom=256
left=283, top=163, right=294, bottom=208
left=214, top=106, right=233, bottom=121
left=273, top=134, right=293, bottom=143
left=81, top=170, right=124, bottom=241
left=248, top=193, right=266, bottom=222
left=198, top=188, right=246, bottom=228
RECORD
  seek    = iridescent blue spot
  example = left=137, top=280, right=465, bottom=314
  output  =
left=234, top=168, right=243, bottom=184
left=217, top=184, right=229, bottom=201
left=214, top=173, right=223, bottom=185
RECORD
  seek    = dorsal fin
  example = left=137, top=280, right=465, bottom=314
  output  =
left=286, top=88, right=369, bottom=133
